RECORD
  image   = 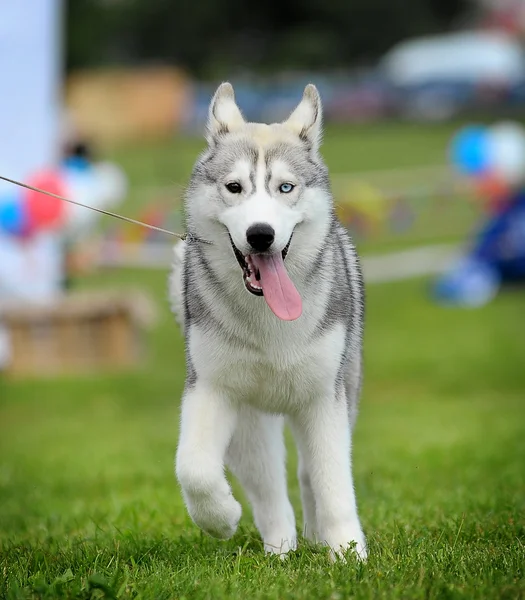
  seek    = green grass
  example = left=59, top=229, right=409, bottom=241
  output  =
left=1, top=122, right=525, bottom=598
left=1, top=270, right=524, bottom=599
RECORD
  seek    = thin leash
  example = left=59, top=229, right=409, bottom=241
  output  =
left=0, top=174, right=212, bottom=244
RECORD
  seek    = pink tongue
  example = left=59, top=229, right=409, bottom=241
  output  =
left=250, top=254, right=302, bottom=321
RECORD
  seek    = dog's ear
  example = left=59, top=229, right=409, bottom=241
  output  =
left=207, top=82, right=245, bottom=144
left=283, top=84, right=322, bottom=151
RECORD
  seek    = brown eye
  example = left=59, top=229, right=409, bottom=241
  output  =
left=226, top=182, right=242, bottom=194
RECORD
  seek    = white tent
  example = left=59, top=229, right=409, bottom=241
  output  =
left=381, top=31, right=525, bottom=86
left=0, top=0, right=63, bottom=367
left=0, top=0, right=62, bottom=186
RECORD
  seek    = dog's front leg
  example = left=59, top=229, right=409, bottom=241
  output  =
left=290, top=397, right=367, bottom=561
left=175, top=383, right=241, bottom=539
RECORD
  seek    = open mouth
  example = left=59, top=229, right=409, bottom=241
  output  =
left=229, top=235, right=293, bottom=296
left=228, top=233, right=302, bottom=321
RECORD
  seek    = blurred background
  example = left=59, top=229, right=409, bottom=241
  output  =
left=0, top=4, right=524, bottom=588
left=1, top=0, right=525, bottom=375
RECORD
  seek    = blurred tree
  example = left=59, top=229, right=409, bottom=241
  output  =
left=65, top=0, right=469, bottom=76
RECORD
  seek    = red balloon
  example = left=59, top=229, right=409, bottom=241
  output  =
left=24, top=170, right=66, bottom=231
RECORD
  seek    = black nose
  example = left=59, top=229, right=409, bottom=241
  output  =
left=246, top=223, right=275, bottom=252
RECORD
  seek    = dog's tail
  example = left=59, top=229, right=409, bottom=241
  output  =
left=169, top=240, right=186, bottom=330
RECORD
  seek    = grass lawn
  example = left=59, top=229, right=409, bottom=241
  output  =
left=1, top=270, right=524, bottom=599
left=1, top=123, right=525, bottom=598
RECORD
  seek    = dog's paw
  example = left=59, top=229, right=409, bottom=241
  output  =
left=187, top=492, right=242, bottom=540
left=329, top=539, right=368, bottom=563
left=258, top=500, right=297, bottom=557
left=322, top=523, right=368, bottom=562
left=302, top=521, right=318, bottom=543
left=264, top=533, right=297, bottom=557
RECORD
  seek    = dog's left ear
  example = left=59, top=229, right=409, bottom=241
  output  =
left=207, top=82, right=245, bottom=144
left=283, top=84, right=322, bottom=151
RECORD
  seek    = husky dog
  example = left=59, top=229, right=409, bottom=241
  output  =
left=170, top=83, right=366, bottom=559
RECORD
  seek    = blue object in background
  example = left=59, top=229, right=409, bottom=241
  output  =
left=434, top=257, right=500, bottom=307
left=62, top=156, right=91, bottom=173
left=434, top=188, right=525, bottom=306
left=450, top=126, right=489, bottom=175
left=471, top=189, right=525, bottom=280
left=0, top=194, right=29, bottom=237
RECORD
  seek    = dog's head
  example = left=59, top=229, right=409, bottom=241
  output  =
left=186, top=83, right=333, bottom=321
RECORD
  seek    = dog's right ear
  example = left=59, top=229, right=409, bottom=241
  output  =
left=283, top=84, right=322, bottom=152
left=206, top=82, right=245, bottom=144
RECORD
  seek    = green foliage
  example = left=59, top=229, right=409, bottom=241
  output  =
left=65, top=0, right=469, bottom=75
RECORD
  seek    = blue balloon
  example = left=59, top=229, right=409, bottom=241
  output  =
left=0, top=194, right=29, bottom=236
left=450, top=126, right=489, bottom=175
left=62, top=156, right=92, bottom=173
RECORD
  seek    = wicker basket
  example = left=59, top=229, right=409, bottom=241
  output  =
left=0, top=290, right=156, bottom=378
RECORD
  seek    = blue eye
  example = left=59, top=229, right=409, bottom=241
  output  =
left=279, top=182, right=295, bottom=194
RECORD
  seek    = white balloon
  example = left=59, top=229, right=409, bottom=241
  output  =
left=62, top=162, right=128, bottom=240
left=63, top=170, right=100, bottom=238
left=487, top=121, right=525, bottom=185
left=92, top=162, right=128, bottom=209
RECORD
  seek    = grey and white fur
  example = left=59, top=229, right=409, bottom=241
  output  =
left=170, top=82, right=366, bottom=559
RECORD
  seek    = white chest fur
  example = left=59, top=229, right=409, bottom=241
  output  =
left=189, top=321, right=345, bottom=413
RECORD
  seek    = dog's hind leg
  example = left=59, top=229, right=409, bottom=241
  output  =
left=226, top=408, right=297, bottom=556
left=288, top=420, right=318, bottom=543
left=176, top=383, right=242, bottom=539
